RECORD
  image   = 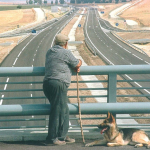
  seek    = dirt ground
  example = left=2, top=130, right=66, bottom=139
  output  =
left=0, top=8, right=64, bottom=64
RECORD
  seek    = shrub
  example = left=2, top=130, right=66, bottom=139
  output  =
left=17, top=5, right=22, bottom=9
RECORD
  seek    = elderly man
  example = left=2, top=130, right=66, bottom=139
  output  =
left=43, top=33, right=82, bottom=146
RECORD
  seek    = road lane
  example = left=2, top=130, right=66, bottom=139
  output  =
left=0, top=9, right=79, bottom=128
left=85, top=8, right=150, bottom=98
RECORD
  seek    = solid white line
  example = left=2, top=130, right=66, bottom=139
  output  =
left=132, top=54, right=143, bottom=60
left=125, top=74, right=150, bottom=94
left=13, top=58, right=18, bottom=66
left=145, top=61, right=150, bottom=64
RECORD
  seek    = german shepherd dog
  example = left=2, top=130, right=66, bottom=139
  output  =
left=85, top=112, right=150, bottom=148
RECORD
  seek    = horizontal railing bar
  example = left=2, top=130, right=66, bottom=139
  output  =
left=117, top=95, right=150, bottom=97
left=0, top=81, right=43, bottom=84
left=1, top=87, right=150, bottom=93
left=0, top=80, right=149, bottom=84
left=2, top=95, right=107, bottom=100
left=0, top=126, right=46, bottom=129
left=0, top=88, right=108, bottom=92
left=1, top=97, right=46, bottom=100
left=70, top=125, right=97, bottom=127
left=117, top=79, right=150, bottom=82
left=3, top=94, right=150, bottom=100
left=117, top=87, right=150, bottom=90
left=1, top=126, right=150, bottom=130
left=0, top=65, right=150, bottom=77
left=1, top=116, right=150, bottom=122
left=1, top=87, right=149, bottom=93
left=118, top=124, right=150, bottom=126
left=70, top=127, right=150, bottom=130
left=71, top=80, right=107, bottom=83
left=68, top=95, right=107, bottom=98
left=68, top=88, right=108, bottom=91
left=117, top=117, right=150, bottom=119
left=70, top=117, right=106, bottom=120
left=70, top=117, right=150, bottom=120
left=0, top=80, right=108, bottom=84
left=0, top=118, right=47, bottom=122
left=0, top=89, right=43, bottom=92
left=0, top=103, right=150, bottom=116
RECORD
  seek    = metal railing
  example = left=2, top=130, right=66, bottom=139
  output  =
left=0, top=65, right=150, bottom=130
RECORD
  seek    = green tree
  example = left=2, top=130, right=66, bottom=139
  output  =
left=26, top=0, right=29, bottom=4
left=51, top=1, right=53, bottom=4
left=17, top=5, right=22, bottom=9
left=44, top=0, right=47, bottom=4
left=115, top=0, right=119, bottom=3
left=34, top=0, right=38, bottom=3
left=59, top=0, right=64, bottom=4
left=29, top=0, right=33, bottom=4
left=109, top=0, right=112, bottom=2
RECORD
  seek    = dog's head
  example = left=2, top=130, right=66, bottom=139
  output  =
left=98, top=112, right=116, bottom=134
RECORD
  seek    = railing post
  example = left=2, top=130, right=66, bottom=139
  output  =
left=107, top=73, right=117, bottom=103
left=107, top=73, right=117, bottom=119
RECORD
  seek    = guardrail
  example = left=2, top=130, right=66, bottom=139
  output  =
left=0, top=65, right=150, bottom=130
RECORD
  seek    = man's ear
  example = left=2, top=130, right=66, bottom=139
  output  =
left=65, top=42, right=68, bottom=49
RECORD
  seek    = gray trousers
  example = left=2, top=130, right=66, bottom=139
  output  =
left=43, top=79, right=69, bottom=142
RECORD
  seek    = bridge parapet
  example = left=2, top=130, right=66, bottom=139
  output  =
left=0, top=65, right=150, bottom=130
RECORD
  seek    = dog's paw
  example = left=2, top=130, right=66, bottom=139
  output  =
left=146, top=145, right=150, bottom=149
left=85, top=143, right=93, bottom=147
left=134, top=143, right=143, bottom=148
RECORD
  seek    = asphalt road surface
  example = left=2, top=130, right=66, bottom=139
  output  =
left=85, top=8, right=150, bottom=97
left=0, top=9, right=78, bottom=128
left=0, top=139, right=149, bottom=150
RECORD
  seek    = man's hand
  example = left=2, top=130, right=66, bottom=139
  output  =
left=75, top=59, right=82, bottom=73
left=76, top=68, right=80, bottom=73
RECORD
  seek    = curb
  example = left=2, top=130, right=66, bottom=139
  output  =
left=0, top=128, right=101, bottom=142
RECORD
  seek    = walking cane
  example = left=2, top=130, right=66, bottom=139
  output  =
left=76, top=72, right=85, bottom=144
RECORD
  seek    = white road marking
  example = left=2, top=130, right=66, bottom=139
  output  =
left=13, top=58, right=18, bottom=66
left=125, top=74, right=150, bottom=94
left=85, top=10, right=114, bottom=65
left=145, top=61, right=150, bottom=64
left=132, top=54, right=143, bottom=60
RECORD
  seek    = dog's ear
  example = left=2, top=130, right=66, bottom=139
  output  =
left=109, top=113, right=116, bottom=123
left=107, top=112, right=110, bottom=118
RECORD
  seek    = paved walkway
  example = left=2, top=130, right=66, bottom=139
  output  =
left=0, top=129, right=150, bottom=150
left=0, top=128, right=150, bottom=150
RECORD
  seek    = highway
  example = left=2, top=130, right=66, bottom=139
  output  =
left=0, top=7, right=150, bottom=128
left=85, top=8, right=150, bottom=97
left=0, top=9, right=78, bottom=128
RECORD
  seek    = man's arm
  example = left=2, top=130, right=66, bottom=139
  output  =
left=75, top=59, right=82, bottom=73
